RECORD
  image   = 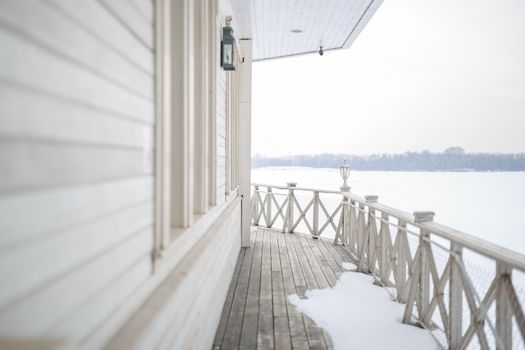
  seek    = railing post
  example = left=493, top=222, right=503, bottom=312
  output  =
left=313, top=191, right=320, bottom=238
left=449, top=242, right=463, bottom=349
left=265, top=186, right=272, bottom=228
left=396, top=219, right=408, bottom=303
left=379, top=212, right=390, bottom=284
left=365, top=195, right=378, bottom=274
left=342, top=193, right=350, bottom=245
left=349, top=199, right=356, bottom=253
left=283, top=182, right=297, bottom=233
left=414, top=211, right=434, bottom=323
left=356, top=202, right=366, bottom=265
left=496, top=262, right=512, bottom=350
left=254, top=185, right=260, bottom=226
left=334, top=192, right=349, bottom=245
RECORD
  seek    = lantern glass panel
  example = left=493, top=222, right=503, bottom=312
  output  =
left=223, top=43, right=233, bottom=65
left=340, top=165, right=350, bottom=180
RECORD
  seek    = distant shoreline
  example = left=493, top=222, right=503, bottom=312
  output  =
left=252, top=166, right=525, bottom=173
left=252, top=148, right=525, bottom=172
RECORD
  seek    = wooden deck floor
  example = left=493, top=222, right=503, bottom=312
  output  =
left=213, top=227, right=355, bottom=350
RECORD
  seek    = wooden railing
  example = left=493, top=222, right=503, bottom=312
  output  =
left=251, top=182, right=525, bottom=350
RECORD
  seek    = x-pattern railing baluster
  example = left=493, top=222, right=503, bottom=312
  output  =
left=269, top=195, right=287, bottom=227
left=421, top=250, right=450, bottom=328
left=458, top=277, right=497, bottom=349
left=318, top=201, right=342, bottom=235
left=291, top=196, right=314, bottom=234
left=457, top=258, right=491, bottom=349
left=502, top=277, right=525, bottom=343
left=259, top=191, right=269, bottom=226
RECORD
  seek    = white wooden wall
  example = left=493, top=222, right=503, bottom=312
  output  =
left=106, top=199, right=242, bottom=350
left=0, top=0, right=156, bottom=347
left=0, top=0, right=247, bottom=348
left=106, top=0, right=246, bottom=347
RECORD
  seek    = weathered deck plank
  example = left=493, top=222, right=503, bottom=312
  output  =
left=270, top=229, right=292, bottom=350
left=220, top=233, right=255, bottom=349
left=315, top=237, right=344, bottom=277
left=296, top=234, right=335, bottom=349
left=240, top=230, right=263, bottom=348
left=214, top=228, right=355, bottom=350
left=257, top=229, right=274, bottom=348
left=277, top=231, right=310, bottom=350
left=300, top=234, right=338, bottom=287
left=285, top=232, right=328, bottom=350
left=319, top=238, right=346, bottom=271
left=213, top=248, right=247, bottom=349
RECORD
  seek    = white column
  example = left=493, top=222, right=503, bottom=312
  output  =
left=153, top=0, right=172, bottom=264
left=207, top=0, right=217, bottom=207
left=171, top=0, right=194, bottom=228
left=239, top=38, right=252, bottom=247
left=225, top=73, right=231, bottom=196
left=193, top=0, right=209, bottom=215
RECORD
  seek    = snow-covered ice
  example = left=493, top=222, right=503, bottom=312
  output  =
left=288, top=268, right=439, bottom=350
left=252, top=167, right=525, bottom=254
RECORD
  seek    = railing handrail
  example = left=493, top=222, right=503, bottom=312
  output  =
left=252, top=182, right=341, bottom=194
left=252, top=182, right=525, bottom=271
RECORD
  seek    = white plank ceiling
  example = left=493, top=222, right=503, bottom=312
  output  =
left=230, top=0, right=383, bottom=61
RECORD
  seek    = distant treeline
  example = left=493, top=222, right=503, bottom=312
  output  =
left=252, top=147, right=525, bottom=171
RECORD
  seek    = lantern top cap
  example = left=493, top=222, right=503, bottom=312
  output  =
left=223, top=26, right=234, bottom=37
left=340, top=160, right=350, bottom=173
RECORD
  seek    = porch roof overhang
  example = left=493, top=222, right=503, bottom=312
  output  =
left=229, top=0, right=384, bottom=61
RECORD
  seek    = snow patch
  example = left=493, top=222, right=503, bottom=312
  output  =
left=288, top=269, right=438, bottom=350
left=342, top=262, right=356, bottom=270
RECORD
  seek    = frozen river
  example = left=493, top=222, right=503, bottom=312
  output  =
left=252, top=167, right=525, bottom=255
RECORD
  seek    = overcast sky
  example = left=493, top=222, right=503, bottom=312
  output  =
left=251, top=0, right=525, bottom=156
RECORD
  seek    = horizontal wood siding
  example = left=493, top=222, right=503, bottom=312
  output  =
left=0, top=0, right=155, bottom=347
left=106, top=199, right=242, bottom=350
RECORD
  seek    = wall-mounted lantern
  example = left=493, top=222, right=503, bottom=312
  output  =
left=221, top=26, right=236, bottom=71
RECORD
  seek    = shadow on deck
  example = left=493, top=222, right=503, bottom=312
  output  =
left=213, top=227, right=355, bottom=350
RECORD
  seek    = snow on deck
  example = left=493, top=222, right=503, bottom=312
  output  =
left=289, top=263, right=438, bottom=350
